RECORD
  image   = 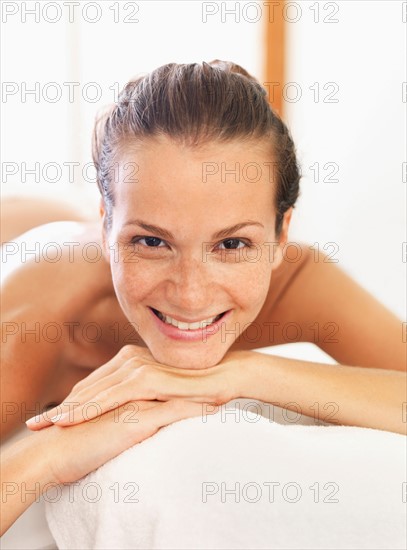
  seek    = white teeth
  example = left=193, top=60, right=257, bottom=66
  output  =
left=156, top=310, right=223, bottom=330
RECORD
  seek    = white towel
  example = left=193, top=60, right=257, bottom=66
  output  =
left=44, top=401, right=406, bottom=550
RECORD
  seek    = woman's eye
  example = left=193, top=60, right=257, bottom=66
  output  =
left=131, top=236, right=166, bottom=248
left=129, top=236, right=251, bottom=252
left=218, top=239, right=247, bottom=250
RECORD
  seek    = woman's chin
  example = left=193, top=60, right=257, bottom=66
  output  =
left=148, top=345, right=226, bottom=370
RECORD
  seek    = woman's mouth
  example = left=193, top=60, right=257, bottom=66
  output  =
left=150, top=307, right=227, bottom=330
left=148, top=306, right=231, bottom=342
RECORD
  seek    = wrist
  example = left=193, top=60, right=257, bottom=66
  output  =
left=234, top=350, right=267, bottom=400
left=12, top=430, right=60, bottom=487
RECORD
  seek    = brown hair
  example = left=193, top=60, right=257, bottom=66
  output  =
left=92, top=60, right=301, bottom=237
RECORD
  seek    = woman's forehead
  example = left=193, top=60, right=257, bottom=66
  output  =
left=109, top=137, right=277, bottom=229
left=115, top=137, right=276, bottom=188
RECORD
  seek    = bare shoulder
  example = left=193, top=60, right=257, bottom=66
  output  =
left=1, top=220, right=112, bottom=317
left=235, top=242, right=404, bottom=371
left=284, top=245, right=405, bottom=371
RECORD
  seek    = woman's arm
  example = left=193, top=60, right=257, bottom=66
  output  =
left=237, top=350, right=406, bottom=435
left=1, top=434, right=53, bottom=534
left=29, top=345, right=406, bottom=436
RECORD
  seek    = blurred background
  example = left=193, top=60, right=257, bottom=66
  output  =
left=1, top=0, right=405, bottom=318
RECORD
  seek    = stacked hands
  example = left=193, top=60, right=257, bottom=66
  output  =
left=24, top=345, right=253, bottom=486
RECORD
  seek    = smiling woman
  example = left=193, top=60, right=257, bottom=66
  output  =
left=100, top=136, right=290, bottom=370
left=91, top=60, right=299, bottom=370
left=1, top=60, right=406, bottom=542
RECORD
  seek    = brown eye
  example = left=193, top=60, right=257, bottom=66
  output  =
left=218, top=239, right=247, bottom=250
left=131, top=236, right=166, bottom=247
left=143, top=237, right=163, bottom=247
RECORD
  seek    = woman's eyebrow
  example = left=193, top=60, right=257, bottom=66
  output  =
left=122, top=219, right=264, bottom=240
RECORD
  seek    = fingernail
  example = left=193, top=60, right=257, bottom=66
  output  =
left=25, top=414, right=43, bottom=426
left=50, top=412, right=68, bottom=423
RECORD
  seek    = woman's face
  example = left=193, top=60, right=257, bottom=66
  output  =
left=102, top=135, right=290, bottom=369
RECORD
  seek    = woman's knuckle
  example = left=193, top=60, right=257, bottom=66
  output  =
left=119, top=344, right=142, bottom=359
left=125, top=356, right=145, bottom=371
left=71, top=381, right=83, bottom=392
left=137, top=363, right=151, bottom=377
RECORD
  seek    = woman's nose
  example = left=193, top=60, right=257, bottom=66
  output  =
left=165, top=256, right=213, bottom=311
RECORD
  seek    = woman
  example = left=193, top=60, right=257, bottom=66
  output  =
left=1, top=60, right=405, bottom=536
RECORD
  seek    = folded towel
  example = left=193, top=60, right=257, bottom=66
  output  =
left=45, top=401, right=406, bottom=550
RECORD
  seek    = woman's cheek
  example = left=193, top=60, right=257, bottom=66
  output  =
left=109, top=262, right=141, bottom=312
left=245, top=261, right=273, bottom=312
left=119, top=262, right=161, bottom=303
left=225, top=262, right=270, bottom=315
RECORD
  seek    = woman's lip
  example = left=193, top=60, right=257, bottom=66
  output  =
left=148, top=307, right=232, bottom=342
left=149, top=307, right=224, bottom=324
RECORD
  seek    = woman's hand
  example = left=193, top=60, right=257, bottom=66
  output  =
left=26, top=345, right=251, bottom=430
left=2, top=398, right=214, bottom=535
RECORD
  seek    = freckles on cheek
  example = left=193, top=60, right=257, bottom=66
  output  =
left=227, top=267, right=265, bottom=310
left=115, top=262, right=158, bottom=305
left=119, top=266, right=140, bottom=291
left=110, top=262, right=136, bottom=301
left=248, top=265, right=272, bottom=308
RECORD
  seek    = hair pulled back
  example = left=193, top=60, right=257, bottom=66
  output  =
left=92, top=60, right=301, bottom=237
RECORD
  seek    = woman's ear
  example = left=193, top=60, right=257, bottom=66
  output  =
left=272, top=208, right=293, bottom=270
left=279, top=207, right=293, bottom=248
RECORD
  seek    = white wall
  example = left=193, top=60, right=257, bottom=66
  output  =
left=284, top=0, right=406, bottom=319
left=2, top=1, right=405, bottom=318
left=1, top=0, right=262, bottom=209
